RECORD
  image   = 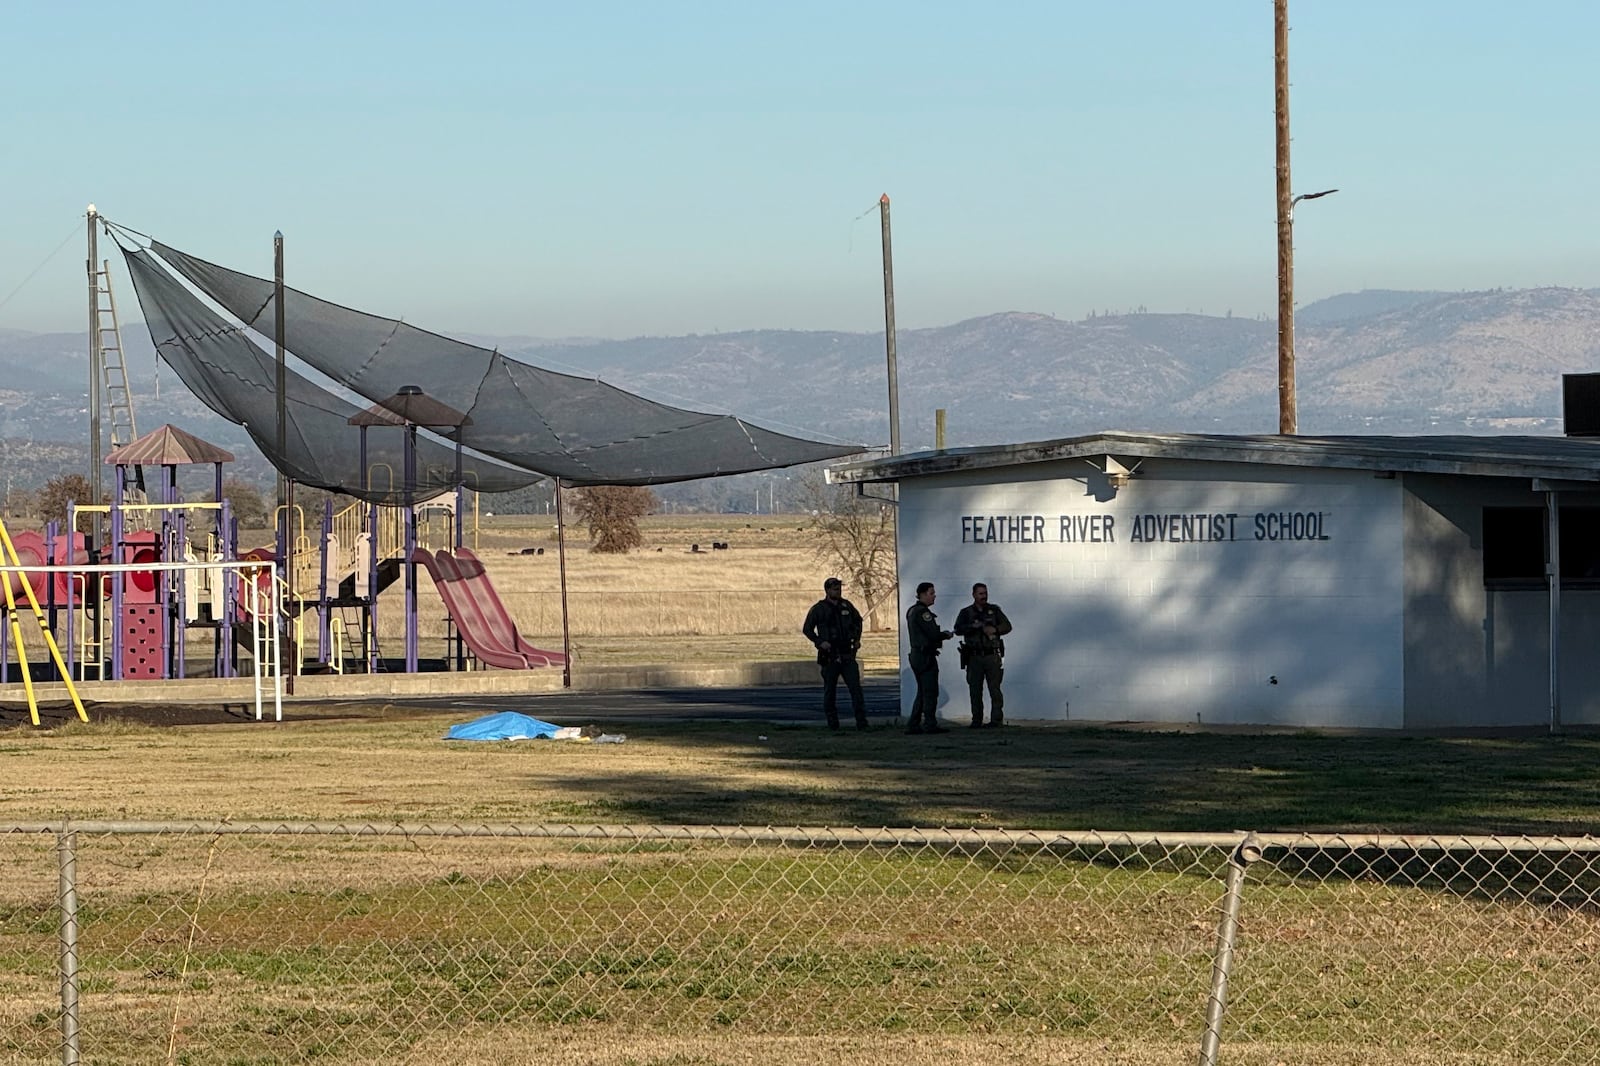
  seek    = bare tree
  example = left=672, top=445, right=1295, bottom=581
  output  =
left=221, top=477, right=271, bottom=531
left=34, top=473, right=93, bottom=532
left=801, top=472, right=897, bottom=630
left=567, top=485, right=658, bottom=553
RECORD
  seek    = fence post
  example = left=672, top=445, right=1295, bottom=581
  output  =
left=1198, top=833, right=1259, bottom=1066
left=57, top=825, right=80, bottom=1066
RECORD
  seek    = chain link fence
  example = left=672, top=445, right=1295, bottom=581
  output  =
left=2, top=823, right=1598, bottom=1064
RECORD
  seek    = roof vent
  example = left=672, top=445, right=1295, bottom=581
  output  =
left=1562, top=374, right=1600, bottom=437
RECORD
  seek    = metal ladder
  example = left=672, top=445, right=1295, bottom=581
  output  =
left=94, top=260, right=145, bottom=509
left=331, top=603, right=382, bottom=673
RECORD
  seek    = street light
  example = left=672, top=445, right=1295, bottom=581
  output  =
left=1277, top=187, right=1339, bottom=434
left=1291, top=188, right=1339, bottom=217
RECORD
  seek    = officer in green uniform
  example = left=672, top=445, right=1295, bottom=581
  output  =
left=904, top=581, right=952, bottom=734
left=802, top=576, right=868, bottom=730
left=953, top=582, right=1013, bottom=727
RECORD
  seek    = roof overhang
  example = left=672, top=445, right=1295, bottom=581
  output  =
left=828, top=431, right=1600, bottom=486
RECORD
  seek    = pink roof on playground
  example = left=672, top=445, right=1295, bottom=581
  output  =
left=106, top=424, right=235, bottom=466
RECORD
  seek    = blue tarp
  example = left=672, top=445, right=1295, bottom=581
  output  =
left=445, top=711, right=565, bottom=741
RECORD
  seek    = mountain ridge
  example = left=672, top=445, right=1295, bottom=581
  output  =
left=5, top=287, right=1598, bottom=498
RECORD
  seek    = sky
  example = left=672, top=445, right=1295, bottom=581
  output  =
left=4, top=1, right=1600, bottom=340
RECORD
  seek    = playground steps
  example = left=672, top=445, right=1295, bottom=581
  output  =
left=230, top=621, right=296, bottom=675
left=336, top=556, right=403, bottom=602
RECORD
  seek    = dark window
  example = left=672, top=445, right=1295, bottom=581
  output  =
left=1483, top=506, right=1600, bottom=587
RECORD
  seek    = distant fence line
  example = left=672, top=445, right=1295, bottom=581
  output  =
left=401, top=589, right=831, bottom=638
left=3, top=823, right=1599, bottom=1065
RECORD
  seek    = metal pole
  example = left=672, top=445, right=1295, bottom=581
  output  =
left=555, top=479, right=572, bottom=688
left=57, top=827, right=80, bottom=1066
left=879, top=194, right=901, bottom=455
left=274, top=232, right=286, bottom=519
left=1198, top=835, right=1259, bottom=1066
left=935, top=408, right=946, bottom=450
left=404, top=425, right=418, bottom=673
left=87, top=207, right=102, bottom=542
left=1274, top=0, right=1295, bottom=434
left=274, top=232, right=296, bottom=691
left=1547, top=489, right=1562, bottom=734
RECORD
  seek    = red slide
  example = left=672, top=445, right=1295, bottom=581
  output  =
left=413, top=549, right=543, bottom=669
left=452, top=547, right=567, bottom=667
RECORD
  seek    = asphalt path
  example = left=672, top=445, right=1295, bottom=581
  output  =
left=339, top=678, right=904, bottom=726
left=3, top=680, right=904, bottom=730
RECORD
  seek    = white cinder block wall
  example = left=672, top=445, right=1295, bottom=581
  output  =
left=894, top=459, right=1405, bottom=728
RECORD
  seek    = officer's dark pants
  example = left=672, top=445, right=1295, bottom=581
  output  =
left=909, top=651, right=940, bottom=730
left=820, top=656, right=867, bottom=729
left=965, top=653, right=1004, bottom=725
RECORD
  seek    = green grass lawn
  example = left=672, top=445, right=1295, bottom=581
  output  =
left=4, top=713, right=1600, bottom=835
left=4, top=715, right=1600, bottom=1064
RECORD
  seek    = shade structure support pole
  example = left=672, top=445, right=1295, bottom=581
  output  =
left=555, top=478, right=572, bottom=688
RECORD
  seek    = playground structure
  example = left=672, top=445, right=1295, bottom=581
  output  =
left=2, top=209, right=856, bottom=724
left=0, top=417, right=566, bottom=725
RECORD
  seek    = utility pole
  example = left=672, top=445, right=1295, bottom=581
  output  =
left=879, top=194, right=901, bottom=455
left=1275, top=0, right=1295, bottom=434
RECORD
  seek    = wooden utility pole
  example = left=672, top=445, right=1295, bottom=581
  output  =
left=879, top=194, right=901, bottom=455
left=1275, top=0, right=1295, bottom=434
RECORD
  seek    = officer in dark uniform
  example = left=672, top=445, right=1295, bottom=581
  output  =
left=802, top=576, right=868, bottom=730
left=953, top=582, right=1013, bottom=727
left=904, top=581, right=952, bottom=734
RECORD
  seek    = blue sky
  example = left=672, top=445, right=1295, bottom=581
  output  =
left=4, top=1, right=1598, bottom=339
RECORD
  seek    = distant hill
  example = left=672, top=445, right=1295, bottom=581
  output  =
left=6, top=286, right=1600, bottom=502
left=1296, top=289, right=1456, bottom=326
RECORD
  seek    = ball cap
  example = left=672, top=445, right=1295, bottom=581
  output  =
left=823, top=576, right=843, bottom=589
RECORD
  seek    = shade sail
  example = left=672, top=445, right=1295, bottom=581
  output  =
left=122, top=248, right=541, bottom=504
left=141, top=239, right=862, bottom=486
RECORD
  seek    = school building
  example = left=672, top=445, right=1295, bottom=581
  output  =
left=829, top=430, right=1600, bottom=731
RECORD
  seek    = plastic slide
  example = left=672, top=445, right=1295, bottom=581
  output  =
left=451, top=547, right=566, bottom=666
left=412, top=549, right=547, bottom=669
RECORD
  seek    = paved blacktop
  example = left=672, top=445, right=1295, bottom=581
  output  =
left=2, top=678, right=906, bottom=729
left=329, top=677, right=904, bottom=726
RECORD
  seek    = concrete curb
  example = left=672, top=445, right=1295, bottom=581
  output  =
left=2, top=658, right=902, bottom=706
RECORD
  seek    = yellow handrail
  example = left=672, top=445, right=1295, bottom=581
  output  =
left=0, top=516, right=89, bottom=726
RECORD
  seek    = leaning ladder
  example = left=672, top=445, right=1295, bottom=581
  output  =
left=94, top=261, right=145, bottom=510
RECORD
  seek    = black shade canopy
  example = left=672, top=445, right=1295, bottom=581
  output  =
left=127, top=237, right=861, bottom=487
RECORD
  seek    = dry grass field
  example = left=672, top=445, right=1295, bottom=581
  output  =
left=371, top=512, right=900, bottom=666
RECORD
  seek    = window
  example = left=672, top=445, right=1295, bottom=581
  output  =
left=1483, top=506, right=1600, bottom=588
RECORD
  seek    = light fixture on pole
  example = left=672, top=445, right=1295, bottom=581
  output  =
left=1291, top=188, right=1339, bottom=215
left=1277, top=187, right=1338, bottom=434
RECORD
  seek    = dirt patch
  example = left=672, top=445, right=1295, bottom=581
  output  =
left=0, top=700, right=380, bottom=730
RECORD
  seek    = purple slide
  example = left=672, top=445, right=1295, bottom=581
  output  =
left=412, top=549, right=543, bottom=669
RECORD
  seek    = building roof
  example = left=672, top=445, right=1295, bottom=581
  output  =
left=828, top=431, right=1600, bottom=485
left=105, top=424, right=234, bottom=466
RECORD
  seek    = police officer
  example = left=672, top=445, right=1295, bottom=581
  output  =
left=953, top=582, right=1013, bottom=728
left=802, top=576, right=868, bottom=730
left=904, top=581, right=952, bottom=734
